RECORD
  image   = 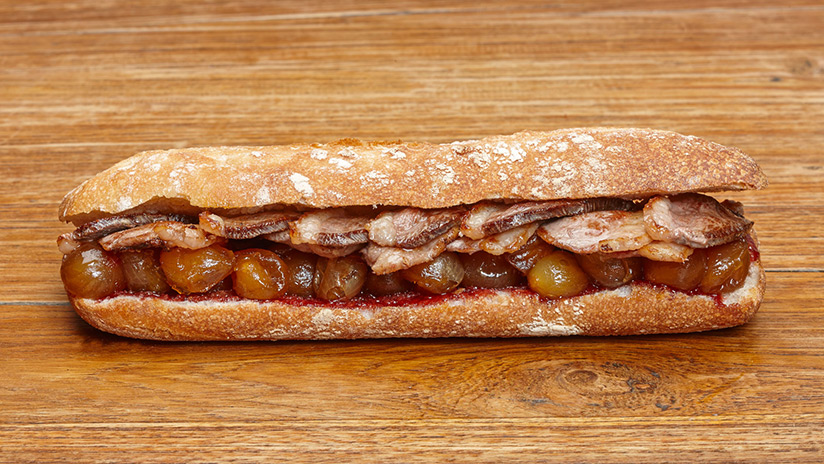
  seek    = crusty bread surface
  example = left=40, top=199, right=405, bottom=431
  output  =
left=70, top=258, right=765, bottom=341
left=59, top=128, right=767, bottom=224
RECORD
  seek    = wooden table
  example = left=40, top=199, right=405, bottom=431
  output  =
left=2, top=1, right=822, bottom=461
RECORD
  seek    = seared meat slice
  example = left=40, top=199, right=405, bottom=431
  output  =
left=57, top=234, right=82, bottom=254
left=289, top=209, right=370, bottom=247
left=461, top=198, right=638, bottom=240
left=538, top=210, right=652, bottom=254
left=638, top=241, right=694, bottom=262
left=363, top=228, right=460, bottom=274
left=294, top=243, right=365, bottom=258
left=480, top=223, right=539, bottom=255
left=367, top=206, right=466, bottom=248
left=644, top=193, right=753, bottom=248
left=199, top=211, right=298, bottom=240
left=99, top=221, right=220, bottom=251
left=445, top=237, right=482, bottom=254
left=262, top=230, right=290, bottom=243
left=71, top=213, right=196, bottom=241
left=264, top=229, right=363, bottom=258
left=59, top=213, right=196, bottom=253
left=721, top=199, right=745, bottom=217
left=447, top=223, right=539, bottom=256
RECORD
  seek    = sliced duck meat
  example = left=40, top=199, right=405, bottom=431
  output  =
left=289, top=209, right=370, bottom=247
left=68, top=213, right=195, bottom=242
left=295, top=243, right=365, bottom=258
left=644, top=193, right=753, bottom=248
left=367, top=206, right=466, bottom=248
left=446, top=237, right=483, bottom=254
left=461, top=197, right=638, bottom=240
left=638, top=241, right=694, bottom=262
left=59, top=212, right=196, bottom=254
left=262, top=230, right=290, bottom=243
left=446, top=223, right=538, bottom=255
left=504, top=234, right=556, bottom=274
left=262, top=229, right=362, bottom=258
left=538, top=210, right=652, bottom=254
left=721, top=199, right=745, bottom=217
left=57, top=234, right=82, bottom=254
left=99, top=221, right=220, bottom=251
left=480, top=223, right=539, bottom=255
left=199, top=210, right=298, bottom=240
left=363, top=227, right=460, bottom=275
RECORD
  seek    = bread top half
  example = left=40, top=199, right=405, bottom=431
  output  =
left=59, top=128, right=767, bottom=225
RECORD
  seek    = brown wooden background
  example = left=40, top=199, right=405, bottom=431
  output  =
left=1, top=1, right=823, bottom=462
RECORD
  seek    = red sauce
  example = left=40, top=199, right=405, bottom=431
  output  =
left=107, top=279, right=727, bottom=307
left=745, top=234, right=760, bottom=262
left=110, top=286, right=523, bottom=308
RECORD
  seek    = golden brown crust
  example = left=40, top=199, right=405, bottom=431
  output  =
left=70, top=258, right=765, bottom=341
left=59, top=128, right=767, bottom=225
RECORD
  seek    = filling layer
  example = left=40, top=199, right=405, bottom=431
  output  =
left=59, top=193, right=756, bottom=302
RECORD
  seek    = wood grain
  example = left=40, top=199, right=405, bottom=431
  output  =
left=2, top=416, right=823, bottom=463
left=1, top=0, right=823, bottom=462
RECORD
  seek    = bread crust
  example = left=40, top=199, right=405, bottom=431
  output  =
left=59, top=128, right=767, bottom=225
left=69, top=257, right=765, bottom=341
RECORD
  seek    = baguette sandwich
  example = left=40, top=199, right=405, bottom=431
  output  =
left=58, top=128, right=767, bottom=340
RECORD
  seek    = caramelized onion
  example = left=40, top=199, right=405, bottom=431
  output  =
left=576, top=253, right=641, bottom=288
left=60, top=243, right=126, bottom=299
left=528, top=250, right=590, bottom=299
left=700, top=239, right=750, bottom=293
left=232, top=249, right=288, bottom=300
left=505, top=235, right=555, bottom=274
left=401, top=252, right=465, bottom=294
left=159, top=244, right=235, bottom=294
left=119, top=249, right=171, bottom=293
left=644, top=248, right=707, bottom=291
left=365, top=271, right=412, bottom=296
left=314, top=255, right=368, bottom=301
left=211, top=277, right=234, bottom=292
left=279, top=249, right=317, bottom=297
left=460, top=252, right=523, bottom=288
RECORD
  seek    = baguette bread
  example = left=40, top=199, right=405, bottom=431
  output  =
left=59, top=128, right=766, bottom=224
left=58, top=128, right=768, bottom=340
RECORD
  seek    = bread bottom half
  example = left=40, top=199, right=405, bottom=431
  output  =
left=69, top=258, right=765, bottom=341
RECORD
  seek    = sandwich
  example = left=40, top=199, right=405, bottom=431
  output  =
left=57, top=128, right=767, bottom=340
